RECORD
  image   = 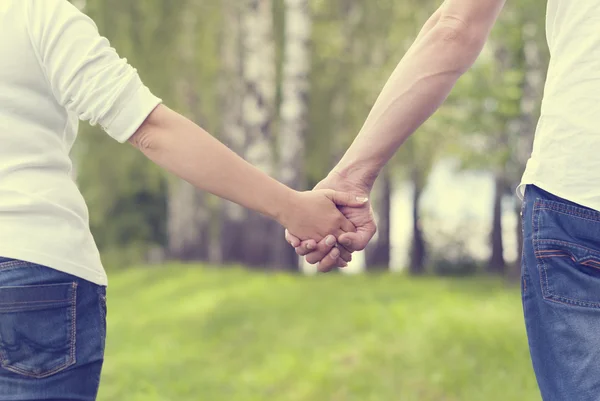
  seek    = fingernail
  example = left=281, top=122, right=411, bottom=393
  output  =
left=356, top=197, right=369, bottom=203
left=306, top=243, right=314, bottom=250
left=330, top=249, right=340, bottom=259
left=325, top=236, right=336, bottom=246
left=341, top=238, right=352, bottom=246
left=341, top=262, right=348, bottom=268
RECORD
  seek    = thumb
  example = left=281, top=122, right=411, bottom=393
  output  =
left=338, top=231, right=368, bottom=252
left=328, top=190, right=369, bottom=207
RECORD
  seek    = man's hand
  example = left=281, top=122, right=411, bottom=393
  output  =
left=285, top=171, right=377, bottom=272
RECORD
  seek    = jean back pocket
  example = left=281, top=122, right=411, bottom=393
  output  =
left=0, top=282, right=77, bottom=378
left=533, top=197, right=600, bottom=309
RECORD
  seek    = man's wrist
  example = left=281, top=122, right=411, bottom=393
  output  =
left=329, top=161, right=379, bottom=194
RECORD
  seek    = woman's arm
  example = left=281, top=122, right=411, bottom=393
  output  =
left=27, top=0, right=368, bottom=242
left=129, top=105, right=368, bottom=240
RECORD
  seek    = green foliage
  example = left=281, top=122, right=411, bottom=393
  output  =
left=98, top=266, right=540, bottom=400
left=71, top=0, right=550, bottom=269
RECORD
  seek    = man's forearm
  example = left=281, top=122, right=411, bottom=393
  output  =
left=333, top=6, right=498, bottom=190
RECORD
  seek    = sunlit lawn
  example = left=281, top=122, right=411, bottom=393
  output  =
left=97, top=265, right=540, bottom=401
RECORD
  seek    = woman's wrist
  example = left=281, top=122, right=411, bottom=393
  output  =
left=267, top=185, right=298, bottom=227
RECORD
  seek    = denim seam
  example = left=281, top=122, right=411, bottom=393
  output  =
left=70, top=282, right=77, bottom=366
left=0, top=260, right=32, bottom=271
left=0, top=282, right=78, bottom=378
left=521, top=198, right=527, bottom=294
left=92, top=287, right=107, bottom=398
left=533, top=201, right=551, bottom=301
left=0, top=298, right=69, bottom=306
left=536, top=204, right=600, bottom=224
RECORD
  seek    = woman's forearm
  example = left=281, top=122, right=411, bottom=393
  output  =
left=129, top=105, right=292, bottom=223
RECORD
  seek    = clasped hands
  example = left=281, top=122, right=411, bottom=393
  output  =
left=282, top=171, right=377, bottom=272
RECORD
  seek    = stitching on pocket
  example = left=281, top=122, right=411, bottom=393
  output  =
left=0, top=282, right=78, bottom=378
left=533, top=201, right=600, bottom=308
left=536, top=239, right=600, bottom=256
left=582, top=260, right=600, bottom=269
left=0, top=260, right=31, bottom=271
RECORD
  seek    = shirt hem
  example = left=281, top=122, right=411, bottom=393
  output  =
left=0, top=247, right=108, bottom=286
left=517, top=179, right=600, bottom=213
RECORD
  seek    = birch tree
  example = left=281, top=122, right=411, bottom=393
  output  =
left=219, top=0, right=248, bottom=264
left=271, top=0, right=312, bottom=269
left=240, top=0, right=278, bottom=266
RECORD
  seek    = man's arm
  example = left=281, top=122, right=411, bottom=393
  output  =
left=333, top=0, right=506, bottom=191
left=287, top=0, right=506, bottom=271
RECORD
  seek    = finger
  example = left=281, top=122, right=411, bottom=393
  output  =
left=295, top=239, right=317, bottom=256
left=305, top=235, right=337, bottom=265
left=317, top=247, right=343, bottom=272
left=337, top=245, right=352, bottom=262
left=339, top=216, right=356, bottom=233
left=327, top=190, right=369, bottom=207
left=338, top=231, right=369, bottom=252
left=285, top=229, right=301, bottom=247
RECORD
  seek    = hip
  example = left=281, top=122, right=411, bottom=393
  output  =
left=0, top=258, right=107, bottom=401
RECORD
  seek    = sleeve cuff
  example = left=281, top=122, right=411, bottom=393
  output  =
left=104, top=83, right=163, bottom=143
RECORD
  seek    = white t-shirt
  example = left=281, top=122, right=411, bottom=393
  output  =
left=0, top=0, right=162, bottom=285
left=519, top=0, right=600, bottom=210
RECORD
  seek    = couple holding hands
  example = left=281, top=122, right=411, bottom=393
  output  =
left=2, top=1, right=535, bottom=400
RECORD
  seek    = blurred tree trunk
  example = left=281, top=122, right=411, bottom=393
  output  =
left=365, top=168, right=391, bottom=270
left=271, top=0, right=312, bottom=270
left=167, top=182, right=210, bottom=260
left=167, top=2, right=210, bottom=261
left=330, top=0, right=361, bottom=166
left=488, top=173, right=506, bottom=274
left=219, top=0, right=247, bottom=264
left=409, top=167, right=426, bottom=275
left=240, top=0, right=277, bottom=267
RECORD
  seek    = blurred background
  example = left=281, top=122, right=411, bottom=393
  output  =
left=70, top=0, right=548, bottom=399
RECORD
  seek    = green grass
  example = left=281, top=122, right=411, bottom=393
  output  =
left=98, top=265, right=540, bottom=401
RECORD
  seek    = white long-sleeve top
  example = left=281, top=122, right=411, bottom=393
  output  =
left=0, top=0, right=162, bottom=285
left=519, top=1, right=600, bottom=211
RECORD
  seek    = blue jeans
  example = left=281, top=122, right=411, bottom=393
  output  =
left=0, top=258, right=106, bottom=401
left=522, top=185, right=600, bottom=400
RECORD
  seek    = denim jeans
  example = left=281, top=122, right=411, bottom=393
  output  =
left=522, top=185, right=600, bottom=400
left=0, top=258, right=106, bottom=401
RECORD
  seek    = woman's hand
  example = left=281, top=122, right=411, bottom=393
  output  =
left=277, top=189, right=368, bottom=244
left=285, top=171, right=377, bottom=272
